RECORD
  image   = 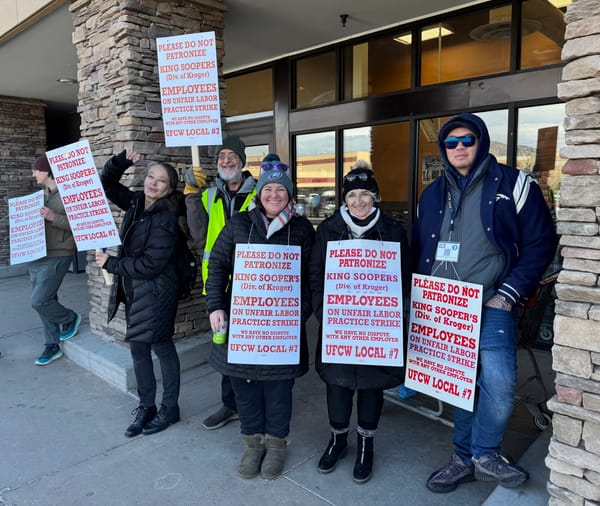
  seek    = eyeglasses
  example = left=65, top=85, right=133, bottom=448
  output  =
left=344, top=171, right=374, bottom=182
left=260, top=161, right=290, bottom=174
left=443, top=135, right=477, bottom=149
left=217, top=152, right=240, bottom=161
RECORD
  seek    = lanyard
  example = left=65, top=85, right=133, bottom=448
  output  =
left=447, top=191, right=456, bottom=236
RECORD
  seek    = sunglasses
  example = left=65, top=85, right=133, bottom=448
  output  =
left=344, top=171, right=374, bottom=182
left=260, top=161, right=290, bottom=174
left=443, top=135, right=477, bottom=149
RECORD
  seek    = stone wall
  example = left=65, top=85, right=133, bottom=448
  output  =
left=0, top=97, right=46, bottom=272
left=548, top=0, right=600, bottom=503
left=70, top=0, right=226, bottom=340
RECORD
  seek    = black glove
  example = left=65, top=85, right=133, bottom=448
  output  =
left=113, top=150, right=134, bottom=170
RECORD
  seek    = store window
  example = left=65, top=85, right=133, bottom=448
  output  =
left=295, top=51, right=337, bottom=109
left=417, top=110, right=509, bottom=197
left=225, top=69, right=272, bottom=117
left=420, top=6, right=511, bottom=85
left=343, top=124, right=410, bottom=223
left=520, top=0, right=569, bottom=69
left=343, top=32, right=411, bottom=100
left=295, top=131, right=336, bottom=222
left=516, top=103, right=566, bottom=207
left=245, top=144, right=271, bottom=179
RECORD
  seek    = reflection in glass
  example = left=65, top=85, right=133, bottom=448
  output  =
left=521, top=0, right=568, bottom=69
left=295, top=52, right=336, bottom=109
left=343, top=124, right=410, bottom=223
left=417, top=111, right=508, bottom=197
left=295, top=132, right=336, bottom=223
left=517, top=103, right=566, bottom=207
left=225, top=69, right=273, bottom=117
left=343, top=34, right=411, bottom=100
left=420, top=6, right=511, bottom=85
left=245, top=144, right=271, bottom=180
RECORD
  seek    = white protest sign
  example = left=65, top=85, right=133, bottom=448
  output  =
left=228, top=244, right=302, bottom=365
left=46, top=140, right=120, bottom=251
left=8, top=190, right=46, bottom=264
left=321, top=239, right=404, bottom=367
left=404, top=274, right=483, bottom=411
left=157, top=31, right=222, bottom=147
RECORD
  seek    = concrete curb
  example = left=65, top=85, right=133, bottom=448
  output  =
left=62, top=326, right=212, bottom=394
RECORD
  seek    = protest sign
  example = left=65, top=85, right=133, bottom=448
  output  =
left=46, top=140, right=120, bottom=251
left=228, top=244, right=301, bottom=365
left=8, top=190, right=46, bottom=264
left=404, top=274, right=483, bottom=411
left=321, top=239, right=404, bottom=367
left=157, top=32, right=222, bottom=147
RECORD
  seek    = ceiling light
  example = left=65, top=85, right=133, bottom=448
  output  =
left=394, top=25, right=454, bottom=45
left=56, top=78, right=77, bottom=84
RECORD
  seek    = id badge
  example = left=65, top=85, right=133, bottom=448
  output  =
left=435, top=241, right=460, bottom=263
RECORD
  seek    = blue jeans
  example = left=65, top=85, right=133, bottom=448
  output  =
left=28, top=256, right=76, bottom=345
left=453, top=307, right=518, bottom=462
left=221, top=374, right=237, bottom=411
left=230, top=377, right=295, bottom=437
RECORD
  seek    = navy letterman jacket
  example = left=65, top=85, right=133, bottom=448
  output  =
left=413, top=155, right=557, bottom=305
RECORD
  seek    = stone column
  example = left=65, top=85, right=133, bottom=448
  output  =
left=548, top=1, right=600, bottom=503
left=70, top=0, right=226, bottom=340
left=0, top=97, right=46, bottom=274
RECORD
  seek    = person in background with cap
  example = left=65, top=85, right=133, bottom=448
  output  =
left=183, top=135, right=256, bottom=430
left=309, top=160, right=411, bottom=484
left=414, top=113, right=557, bottom=493
left=205, top=161, right=315, bottom=480
left=29, top=155, right=81, bottom=366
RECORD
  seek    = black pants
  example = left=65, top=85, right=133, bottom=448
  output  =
left=326, top=383, right=384, bottom=431
left=129, top=339, right=181, bottom=408
left=230, top=377, right=295, bottom=437
left=221, top=374, right=237, bottom=411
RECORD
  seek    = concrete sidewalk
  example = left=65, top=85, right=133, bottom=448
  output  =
left=0, top=272, right=551, bottom=505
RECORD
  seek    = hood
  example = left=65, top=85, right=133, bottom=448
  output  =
left=437, top=113, right=491, bottom=173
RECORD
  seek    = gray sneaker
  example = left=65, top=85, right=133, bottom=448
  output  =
left=426, top=453, right=475, bottom=493
left=473, top=454, right=529, bottom=488
left=202, top=406, right=239, bottom=430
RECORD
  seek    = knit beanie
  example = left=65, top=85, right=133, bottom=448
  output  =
left=262, top=152, right=280, bottom=163
left=342, top=160, right=379, bottom=200
left=217, top=135, right=246, bottom=166
left=256, top=169, right=294, bottom=198
left=33, top=155, right=52, bottom=175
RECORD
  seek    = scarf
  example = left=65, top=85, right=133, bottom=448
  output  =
left=261, top=201, right=296, bottom=239
left=340, top=205, right=380, bottom=238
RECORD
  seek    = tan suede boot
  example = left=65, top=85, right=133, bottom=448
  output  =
left=239, top=434, right=265, bottom=479
left=261, top=434, right=288, bottom=479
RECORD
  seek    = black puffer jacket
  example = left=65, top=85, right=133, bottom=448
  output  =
left=206, top=207, right=315, bottom=381
left=101, top=154, right=179, bottom=344
left=309, top=209, right=411, bottom=390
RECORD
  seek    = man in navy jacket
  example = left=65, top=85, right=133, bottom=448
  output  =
left=413, top=113, right=557, bottom=493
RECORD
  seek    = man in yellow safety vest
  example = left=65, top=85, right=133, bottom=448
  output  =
left=184, top=135, right=256, bottom=430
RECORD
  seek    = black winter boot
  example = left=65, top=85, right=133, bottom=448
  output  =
left=125, top=405, right=157, bottom=437
left=353, top=432, right=374, bottom=484
left=318, top=430, right=348, bottom=473
left=142, top=404, right=180, bottom=435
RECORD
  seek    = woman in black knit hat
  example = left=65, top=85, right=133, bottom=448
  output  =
left=309, top=160, right=411, bottom=484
